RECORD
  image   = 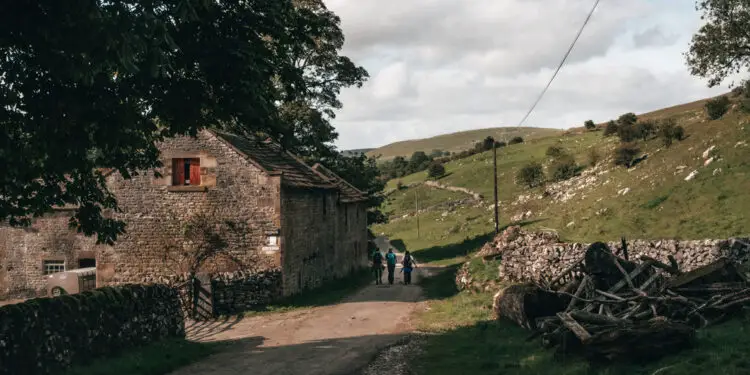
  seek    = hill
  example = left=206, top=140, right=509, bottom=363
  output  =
left=373, top=94, right=750, bottom=265
left=366, top=127, right=562, bottom=160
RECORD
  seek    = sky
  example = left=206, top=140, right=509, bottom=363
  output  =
left=324, top=0, right=732, bottom=150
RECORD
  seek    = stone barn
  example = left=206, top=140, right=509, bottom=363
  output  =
left=0, top=129, right=369, bottom=303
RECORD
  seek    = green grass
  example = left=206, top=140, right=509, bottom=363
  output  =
left=414, top=267, right=750, bottom=375
left=383, top=184, right=468, bottom=216
left=376, top=97, right=750, bottom=244
left=243, top=269, right=372, bottom=316
left=64, top=339, right=218, bottom=375
left=368, top=127, right=562, bottom=161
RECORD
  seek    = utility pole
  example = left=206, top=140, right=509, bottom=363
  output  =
left=493, top=138, right=499, bottom=234
left=415, top=188, right=420, bottom=238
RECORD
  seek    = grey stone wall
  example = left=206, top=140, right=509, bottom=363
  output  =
left=211, top=269, right=283, bottom=315
left=0, top=130, right=282, bottom=298
left=280, top=188, right=367, bottom=296
left=479, top=226, right=750, bottom=284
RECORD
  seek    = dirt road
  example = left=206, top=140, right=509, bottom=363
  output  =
left=171, top=261, right=432, bottom=375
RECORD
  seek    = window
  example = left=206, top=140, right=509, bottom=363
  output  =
left=79, top=258, right=96, bottom=268
left=43, top=260, right=65, bottom=275
left=267, top=236, right=278, bottom=246
left=172, top=158, right=201, bottom=186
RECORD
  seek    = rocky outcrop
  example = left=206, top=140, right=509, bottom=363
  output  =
left=477, top=226, right=750, bottom=284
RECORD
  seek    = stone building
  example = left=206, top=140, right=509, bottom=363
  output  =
left=0, top=129, right=369, bottom=301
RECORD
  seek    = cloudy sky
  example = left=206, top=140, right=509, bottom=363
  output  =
left=324, top=0, right=731, bottom=150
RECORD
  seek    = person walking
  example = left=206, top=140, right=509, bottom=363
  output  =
left=402, top=251, right=417, bottom=285
left=385, top=248, right=397, bottom=285
left=371, top=249, right=384, bottom=285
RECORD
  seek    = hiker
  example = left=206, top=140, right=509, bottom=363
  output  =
left=402, top=251, right=417, bottom=285
left=371, top=249, right=384, bottom=285
left=386, top=248, right=397, bottom=285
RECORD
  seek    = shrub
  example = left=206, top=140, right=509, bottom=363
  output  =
left=635, top=120, right=656, bottom=141
left=659, top=119, right=686, bottom=147
left=427, top=162, right=446, bottom=179
left=584, top=120, right=596, bottom=130
left=546, top=145, right=566, bottom=158
left=613, top=143, right=640, bottom=168
left=603, top=120, right=618, bottom=137
left=509, top=136, right=524, bottom=145
left=516, top=162, right=545, bottom=188
left=495, top=140, right=507, bottom=148
left=705, top=95, right=730, bottom=120
left=587, top=148, right=601, bottom=167
left=549, top=155, right=578, bottom=182
left=617, top=123, right=639, bottom=143
left=617, top=112, right=638, bottom=127
left=0, top=284, right=184, bottom=375
left=396, top=180, right=404, bottom=190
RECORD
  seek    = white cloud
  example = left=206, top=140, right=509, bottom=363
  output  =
left=324, top=0, right=728, bottom=150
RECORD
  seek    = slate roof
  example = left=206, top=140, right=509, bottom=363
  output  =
left=209, top=129, right=336, bottom=189
left=311, top=164, right=368, bottom=203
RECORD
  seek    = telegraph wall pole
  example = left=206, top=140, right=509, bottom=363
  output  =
left=415, top=188, right=420, bottom=238
left=493, top=139, right=499, bottom=234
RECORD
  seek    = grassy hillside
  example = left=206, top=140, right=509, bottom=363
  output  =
left=373, top=95, right=750, bottom=262
left=366, top=127, right=562, bottom=160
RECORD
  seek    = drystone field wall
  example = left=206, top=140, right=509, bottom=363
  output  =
left=476, top=226, right=750, bottom=284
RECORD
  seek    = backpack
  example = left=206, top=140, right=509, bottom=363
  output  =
left=403, top=255, right=412, bottom=268
left=372, top=252, right=383, bottom=264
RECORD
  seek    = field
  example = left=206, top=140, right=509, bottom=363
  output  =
left=366, top=127, right=562, bottom=161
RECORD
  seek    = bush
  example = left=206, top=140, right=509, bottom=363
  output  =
left=0, top=284, right=184, bottom=375
left=587, top=148, right=601, bottom=167
left=617, top=112, right=638, bottom=127
left=584, top=120, right=596, bottom=130
left=427, top=162, right=446, bottom=179
left=516, top=162, right=544, bottom=188
left=549, top=155, right=578, bottom=182
left=396, top=180, right=404, bottom=190
left=613, top=143, right=640, bottom=168
left=659, top=119, right=686, bottom=147
left=546, top=145, right=566, bottom=158
left=635, top=120, right=656, bottom=141
left=617, top=123, right=639, bottom=142
left=705, top=95, right=730, bottom=120
left=603, top=120, right=618, bottom=137
left=509, top=136, right=524, bottom=145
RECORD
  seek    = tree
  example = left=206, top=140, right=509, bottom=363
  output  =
left=509, top=136, right=525, bottom=145
left=617, top=113, right=638, bottom=127
left=705, top=95, right=731, bottom=120
left=584, top=120, right=596, bottom=130
left=658, top=119, right=686, bottom=147
left=686, top=0, right=750, bottom=87
left=635, top=120, right=656, bottom=141
left=321, top=153, right=387, bottom=224
left=429, top=149, right=445, bottom=158
left=617, top=123, right=639, bottom=143
left=613, top=143, right=641, bottom=168
left=408, top=151, right=431, bottom=173
left=516, top=162, right=545, bottom=188
left=427, top=162, right=446, bottom=180
left=549, top=155, right=578, bottom=182
left=0, top=0, right=366, bottom=244
left=604, top=120, right=619, bottom=137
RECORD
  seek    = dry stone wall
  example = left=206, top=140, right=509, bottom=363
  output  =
left=477, top=226, right=750, bottom=284
left=0, top=284, right=183, bottom=375
left=211, top=269, right=283, bottom=316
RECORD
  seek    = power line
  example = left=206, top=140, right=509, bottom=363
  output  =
left=516, top=0, right=601, bottom=127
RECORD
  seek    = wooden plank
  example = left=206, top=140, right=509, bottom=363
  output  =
left=607, top=261, right=654, bottom=294
left=557, top=312, right=592, bottom=342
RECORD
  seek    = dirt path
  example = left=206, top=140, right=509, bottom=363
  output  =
left=171, top=259, right=435, bottom=375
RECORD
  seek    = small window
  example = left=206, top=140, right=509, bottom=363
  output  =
left=79, top=258, right=96, bottom=268
left=172, top=158, right=201, bottom=186
left=43, top=260, right=65, bottom=275
left=267, top=236, right=278, bottom=246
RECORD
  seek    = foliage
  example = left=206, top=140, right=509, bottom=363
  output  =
left=705, top=95, right=731, bottom=120
left=319, top=153, right=386, bottom=224
left=509, top=136, right=525, bottom=145
left=545, top=145, right=566, bottom=158
left=430, top=149, right=447, bottom=158
left=635, top=120, right=657, bottom=141
left=587, top=148, right=602, bottom=167
left=617, top=123, right=640, bottom=143
left=686, top=0, right=750, bottom=87
left=516, top=162, right=545, bottom=188
left=617, top=112, right=638, bottom=127
left=584, top=119, right=596, bottom=130
left=604, top=120, right=619, bottom=137
left=0, top=284, right=183, bottom=375
left=0, top=0, right=366, bottom=244
left=659, top=119, right=686, bottom=147
left=427, top=162, right=446, bottom=180
left=549, top=154, right=579, bottom=182
left=613, top=142, right=641, bottom=168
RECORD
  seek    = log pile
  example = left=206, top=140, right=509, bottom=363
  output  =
left=495, top=240, right=750, bottom=362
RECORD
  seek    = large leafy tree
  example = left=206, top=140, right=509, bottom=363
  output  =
left=0, top=0, right=365, bottom=243
left=686, top=0, right=750, bottom=87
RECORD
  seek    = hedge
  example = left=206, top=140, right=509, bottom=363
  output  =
left=0, top=284, right=184, bottom=375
